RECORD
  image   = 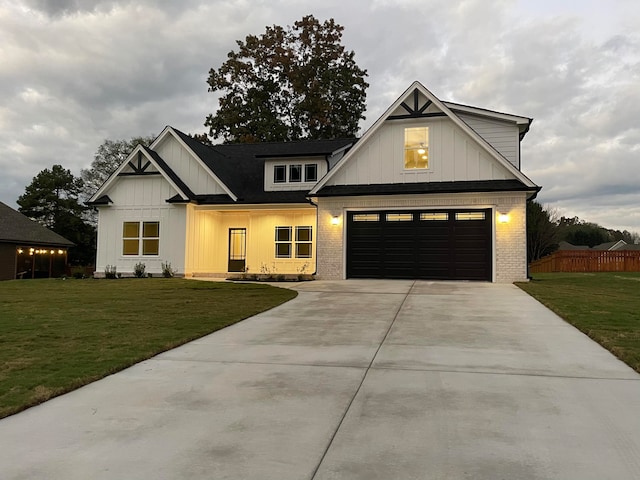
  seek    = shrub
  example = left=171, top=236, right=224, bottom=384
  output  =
left=133, top=262, right=146, bottom=278
left=104, top=265, right=117, bottom=279
left=161, top=261, right=175, bottom=278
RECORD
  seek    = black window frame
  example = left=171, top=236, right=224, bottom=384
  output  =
left=274, top=165, right=287, bottom=183
left=289, top=164, right=302, bottom=183
left=304, top=164, right=318, bottom=182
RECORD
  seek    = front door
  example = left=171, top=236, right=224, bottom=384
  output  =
left=228, top=228, right=246, bottom=272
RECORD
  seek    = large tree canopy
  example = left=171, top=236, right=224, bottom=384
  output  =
left=205, top=15, right=369, bottom=143
left=17, top=165, right=95, bottom=264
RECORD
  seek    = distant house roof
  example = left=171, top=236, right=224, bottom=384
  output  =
left=557, top=241, right=590, bottom=251
left=0, top=202, right=74, bottom=247
left=592, top=240, right=628, bottom=251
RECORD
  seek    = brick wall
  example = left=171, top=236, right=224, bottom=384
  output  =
left=315, top=192, right=528, bottom=283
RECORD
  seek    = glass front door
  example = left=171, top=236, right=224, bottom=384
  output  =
left=228, top=228, right=246, bottom=272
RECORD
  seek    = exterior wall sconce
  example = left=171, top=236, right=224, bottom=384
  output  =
left=331, top=215, right=340, bottom=225
left=498, top=213, right=510, bottom=224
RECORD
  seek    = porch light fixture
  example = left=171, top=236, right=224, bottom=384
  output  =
left=331, top=215, right=340, bottom=225
left=498, top=213, right=510, bottom=224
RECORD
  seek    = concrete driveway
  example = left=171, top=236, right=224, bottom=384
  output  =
left=1, top=280, right=639, bottom=479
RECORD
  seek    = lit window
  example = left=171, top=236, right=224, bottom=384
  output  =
left=386, top=213, right=413, bottom=222
left=420, top=212, right=448, bottom=221
left=275, top=226, right=292, bottom=258
left=404, top=127, right=429, bottom=169
left=289, top=165, right=302, bottom=182
left=274, top=165, right=286, bottom=183
left=455, top=212, right=485, bottom=221
left=305, top=164, right=318, bottom=182
left=123, top=222, right=140, bottom=256
left=352, top=213, right=379, bottom=222
left=122, top=221, right=159, bottom=256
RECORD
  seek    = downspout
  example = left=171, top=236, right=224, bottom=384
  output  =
left=307, top=196, right=319, bottom=276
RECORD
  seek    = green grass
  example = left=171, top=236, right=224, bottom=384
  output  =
left=0, top=278, right=297, bottom=418
left=516, top=272, right=640, bottom=373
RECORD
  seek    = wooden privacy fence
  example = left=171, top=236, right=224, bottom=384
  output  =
left=529, top=250, right=640, bottom=273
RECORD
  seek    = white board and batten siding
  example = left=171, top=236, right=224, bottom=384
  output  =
left=456, top=113, right=520, bottom=169
left=95, top=176, right=187, bottom=275
left=154, top=135, right=227, bottom=195
left=326, top=118, right=514, bottom=187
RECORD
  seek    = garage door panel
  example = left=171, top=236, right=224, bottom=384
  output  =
left=347, top=209, right=492, bottom=281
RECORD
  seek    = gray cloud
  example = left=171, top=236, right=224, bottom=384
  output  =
left=1, top=0, right=639, bottom=234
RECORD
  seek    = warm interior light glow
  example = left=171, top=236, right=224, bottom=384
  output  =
left=498, top=213, right=510, bottom=223
left=417, top=148, right=426, bottom=154
left=18, top=249, right=23, bottom=254
left=331, top=215, right=340, bottom=225
left=58, top=250, right=64, bottom=254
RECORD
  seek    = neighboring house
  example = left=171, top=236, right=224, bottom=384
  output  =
left=0, top=201, right=74, bottom=280
left=89, top=81, right=540, bottom=282
left=559, top=240, right=640, bottom=252
left=592, top=240, right=628, bottom=251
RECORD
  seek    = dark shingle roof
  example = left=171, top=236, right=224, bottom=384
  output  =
left=314, top=180, right=539, bottom=197
left=172, top=129, right=356, bottom=204
left=0, top=202, right=74, bottom=246
left=142, top=146, right=196, bottom=200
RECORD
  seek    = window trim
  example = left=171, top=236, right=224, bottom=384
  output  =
left=274, top=165, right=286, bottom=183
left=122, top=221, right=159, bottom=256
left=404, top=126, right=429, bottom=170
left=304, top=164, right=318, bottom=182
left=289, top=164, right=302, bottom=183
left=274, top=225, right=313, bottom=259
left=295, top=226, right=313, bottom=258
left=275, top=226, right=292, bottom=258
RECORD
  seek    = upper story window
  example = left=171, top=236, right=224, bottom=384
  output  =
left=274, top=165, right=286, bottom=183
left=289, top=164, right=302, bottom=182
left=305, top=164, right=317, bottom=182
left=404, top=127, right=429, bottom=169
left=271, top=163, right=319, bottom=184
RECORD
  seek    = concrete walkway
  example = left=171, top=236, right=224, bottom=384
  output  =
left=1, top=280, right=640, bottom=479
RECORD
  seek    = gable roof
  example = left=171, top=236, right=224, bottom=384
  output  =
left=88, top=127, right=237, bottom=205
left=310, top=80, right=539, bottom=196
left=87, top=143, right=195, bottom=204
left=174, top=132, right=356, bottom=204
left=443, top=101, right=532, bottom=140
left=0, top=202, right=74, bottom=246
left=592, top=240, right=628, bottom=251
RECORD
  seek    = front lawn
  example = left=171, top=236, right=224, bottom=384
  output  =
left=516, top=272, right=640, bottom=373
left=0, top=278, right=297, bottom=419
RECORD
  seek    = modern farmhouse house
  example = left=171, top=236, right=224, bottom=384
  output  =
left=89, top=81, right=540, bottom=282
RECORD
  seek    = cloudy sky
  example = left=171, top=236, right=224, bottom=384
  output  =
left=1, top=0, right=639, bottom=233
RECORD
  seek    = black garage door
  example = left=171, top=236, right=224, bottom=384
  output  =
left=346, top=209, right=492, bottom=280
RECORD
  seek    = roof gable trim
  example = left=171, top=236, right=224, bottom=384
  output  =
left=310, top=81, right=537, bottom=195
left=155, top=127, right=238, bottom=201
left=88, top=145, right=189, bottom=203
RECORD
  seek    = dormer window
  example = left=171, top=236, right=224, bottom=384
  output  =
left=274, top=165, right=286, bottom=183
left=404, top=127, right=429, bottom=169
left=305, top=164, right=317, bottom=182
left=289, top=164, right=302, bottom=182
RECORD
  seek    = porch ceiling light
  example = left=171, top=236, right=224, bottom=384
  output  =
left=331, top=215, right=340, bottom=225
left=498, top=213, right=510, bottom=223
